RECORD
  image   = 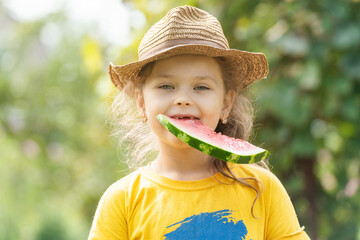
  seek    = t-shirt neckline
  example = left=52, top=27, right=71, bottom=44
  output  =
left=139, top=162, right=234, bottom=191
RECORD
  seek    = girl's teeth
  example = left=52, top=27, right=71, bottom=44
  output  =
left=176, top=117, right=196, bottom=119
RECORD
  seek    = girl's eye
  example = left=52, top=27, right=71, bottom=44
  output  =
left=194, top=85, right=210, bottom=90
left=159, top=84, right=174, bottom=89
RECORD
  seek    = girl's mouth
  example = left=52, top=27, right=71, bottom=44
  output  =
left=170, top=115, right=199, bottom=120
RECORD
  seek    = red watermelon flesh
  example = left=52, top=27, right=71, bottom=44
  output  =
left=157, top=114, right=270, bottom=164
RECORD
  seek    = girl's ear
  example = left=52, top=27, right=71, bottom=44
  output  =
left=134, top=88, right=146, bottom=116
left=222, top=89, right=236, bottom=118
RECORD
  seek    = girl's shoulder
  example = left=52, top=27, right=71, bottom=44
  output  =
left=230, top=163, right=291, bottom=199
left=101, top=168, right=144, bottom=198
left=229, top=163, right=281, bottom=186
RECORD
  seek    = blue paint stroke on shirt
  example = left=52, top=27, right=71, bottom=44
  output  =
left=164, top=209, right=247, bottom=240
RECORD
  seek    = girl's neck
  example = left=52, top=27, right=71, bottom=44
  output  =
left=152, top=145, right=217, bottom=181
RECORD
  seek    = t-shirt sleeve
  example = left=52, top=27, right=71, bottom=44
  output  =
left=88, top=183, right=128, bottom=240
left=265, top=172, right=311, bottom=240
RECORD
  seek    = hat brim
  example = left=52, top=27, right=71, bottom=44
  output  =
left=109, top=44, right=268, bottom=91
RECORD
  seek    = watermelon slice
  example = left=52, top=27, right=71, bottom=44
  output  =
left=157, top=114, right=270, bottom=164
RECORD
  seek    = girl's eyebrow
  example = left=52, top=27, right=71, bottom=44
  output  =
left=153, top=73, right=219, bottom=85
left=194, top=75, right=217, bottom=82
left=156, top=73, right=217, bottom=81
left=155, top=73, right=174, bottom=79
left=194, top=75, right=221, bottom=86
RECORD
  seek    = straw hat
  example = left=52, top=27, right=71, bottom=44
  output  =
left=109, top=5, right=268, bottom=92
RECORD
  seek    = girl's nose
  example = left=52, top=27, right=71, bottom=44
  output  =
left=174, top=97, right=192, bottom=106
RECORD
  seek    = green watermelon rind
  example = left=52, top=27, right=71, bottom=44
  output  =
left=157, top=114, right=270, bottom=164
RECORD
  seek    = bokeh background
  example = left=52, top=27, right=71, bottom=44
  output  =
left=1, top=0, right=359, bottom=239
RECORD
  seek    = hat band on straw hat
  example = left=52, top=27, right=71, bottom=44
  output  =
left=139, top=39, right=226, bottom=61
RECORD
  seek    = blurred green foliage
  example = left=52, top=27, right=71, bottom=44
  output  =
left=0, top=2, right=128, bottom=239
left=1, top=0, right=359, bottom=239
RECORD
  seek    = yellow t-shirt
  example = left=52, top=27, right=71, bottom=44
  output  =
left=88, top=163, right=310, bottom=240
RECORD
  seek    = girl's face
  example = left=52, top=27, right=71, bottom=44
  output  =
left=135, top=55, right=235, bottom=148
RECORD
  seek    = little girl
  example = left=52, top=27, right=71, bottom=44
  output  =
left=89, top=5, right=310, bottom=240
